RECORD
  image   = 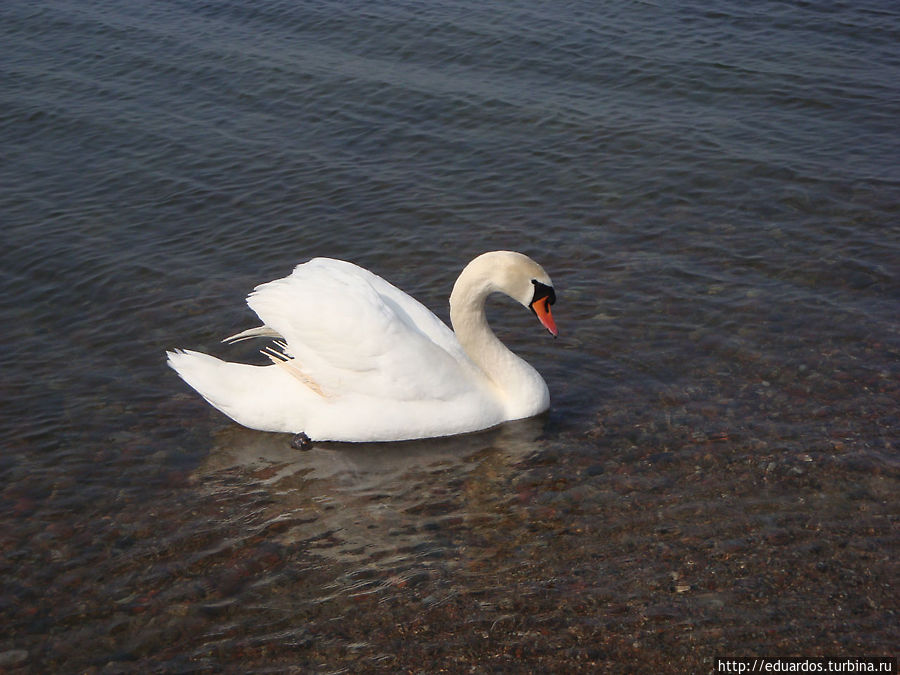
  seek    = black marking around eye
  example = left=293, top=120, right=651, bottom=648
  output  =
left=531, top=279, right=556, bottom=306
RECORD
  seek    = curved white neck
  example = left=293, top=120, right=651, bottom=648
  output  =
left=449, top=270, right=549, bottom=418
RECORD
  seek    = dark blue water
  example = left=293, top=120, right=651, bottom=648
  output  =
left=1, top=1, right=897, bottom=671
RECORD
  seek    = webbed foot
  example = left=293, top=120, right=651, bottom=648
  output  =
left=290, top=432, right=313, bottom=451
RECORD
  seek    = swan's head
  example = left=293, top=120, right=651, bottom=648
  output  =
left=454, top=251, right=558, bottom=337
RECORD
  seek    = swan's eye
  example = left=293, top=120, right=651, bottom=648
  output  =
left=531, top=280, right=556, bottom=306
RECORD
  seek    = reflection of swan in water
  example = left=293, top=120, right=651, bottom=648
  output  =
left=195, top=418, right=548, bottom=569
left=201, top=416, right=546, bottom=493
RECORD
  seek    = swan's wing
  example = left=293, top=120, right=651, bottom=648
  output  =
left=245, top=258, right=476, bottom=400
left=222, top=325, right=282, bottom=343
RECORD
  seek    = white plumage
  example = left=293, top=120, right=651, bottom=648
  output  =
left=167, top=251, right=557, bottom=442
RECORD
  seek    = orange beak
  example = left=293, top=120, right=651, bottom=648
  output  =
left=532, top=297, right=558, bottom=337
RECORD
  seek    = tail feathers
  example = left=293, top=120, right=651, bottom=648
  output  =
left=166, top=349, right=308, bottom=433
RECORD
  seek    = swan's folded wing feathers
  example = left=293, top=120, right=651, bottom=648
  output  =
left=222, top=325, right=283, bottom=344
left=245, top=258, right=473, bottom=401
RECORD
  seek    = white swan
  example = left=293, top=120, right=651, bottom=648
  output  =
left=166, top=251, right=558, bottom=442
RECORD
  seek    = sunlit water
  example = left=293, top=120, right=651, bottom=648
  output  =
left=1, top=0, right=897, bottom=671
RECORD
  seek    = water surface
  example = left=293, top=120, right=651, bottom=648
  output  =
left=1, top=0, right=897, bottom=671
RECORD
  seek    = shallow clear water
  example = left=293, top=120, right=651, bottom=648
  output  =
left=1, top=0, right=897, bottom=671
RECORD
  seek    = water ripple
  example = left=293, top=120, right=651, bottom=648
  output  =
left=1, top=0, right=897, bottom=670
